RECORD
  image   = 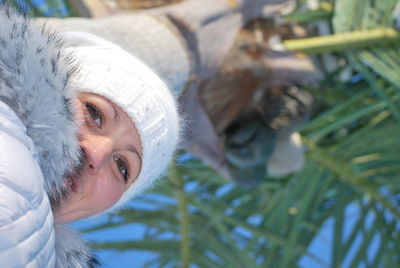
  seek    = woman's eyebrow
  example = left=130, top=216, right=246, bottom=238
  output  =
left=128, top=145, right=141, bottom=162
left=128, top=145, right=142, bottom=180
left=111, top=103, right=120, bottom=124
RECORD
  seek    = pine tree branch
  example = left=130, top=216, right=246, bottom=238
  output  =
left=284, top=28, right=400, bottom=54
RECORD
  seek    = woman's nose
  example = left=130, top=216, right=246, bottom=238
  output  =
left=81, top=136, right=113, bottom=175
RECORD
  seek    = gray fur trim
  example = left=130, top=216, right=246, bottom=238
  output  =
left=0, top=5, right=80, bottom=204
left=55, top=224, right=92, bottom=268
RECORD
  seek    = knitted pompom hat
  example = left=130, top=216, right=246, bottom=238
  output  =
left=63, top=32, right=180, bottom=212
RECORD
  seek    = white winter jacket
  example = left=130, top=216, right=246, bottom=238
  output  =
left=0, top=101, right=56, bottom=267
left=0, top=5, right=91, bottom=267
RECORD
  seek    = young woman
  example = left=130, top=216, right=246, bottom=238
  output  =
left=0, top=6, right=179, bottom=267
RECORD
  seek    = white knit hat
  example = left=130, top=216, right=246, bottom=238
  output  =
left=63, top=32, right=180, bottom=212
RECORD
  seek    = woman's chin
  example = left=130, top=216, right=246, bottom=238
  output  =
left=54, top=207, right=70, bottom=224
left=54, top=184, right=81, bottom=223
left=54, top=203, right=82, bottom=223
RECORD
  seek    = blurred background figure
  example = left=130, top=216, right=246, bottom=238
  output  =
left=40, top=0, right=318, bottom=187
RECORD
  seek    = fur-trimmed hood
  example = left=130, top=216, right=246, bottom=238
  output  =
left=0, top=5, right=78, bottom=203
left=0, top=5, right=91, bottom=267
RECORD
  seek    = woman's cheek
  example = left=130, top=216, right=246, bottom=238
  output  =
left=93, top=178, right=125, bottom=211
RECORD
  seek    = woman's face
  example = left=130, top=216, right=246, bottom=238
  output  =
left=55, top=93, right=142, bottom=223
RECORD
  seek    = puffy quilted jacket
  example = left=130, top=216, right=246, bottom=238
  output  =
left=0, top=101, right=56, bottom=267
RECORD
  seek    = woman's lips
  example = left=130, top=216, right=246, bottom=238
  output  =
left=72, top=174, right=80, bottom=193
left=65, top=175, right=79, bottom=194
left=71, top=176, right=78, bottom=193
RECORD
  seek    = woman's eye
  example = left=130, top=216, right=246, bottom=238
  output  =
left=113, top=155, right=130, bottom=183
left=86, top=103, right=103, bottom=127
